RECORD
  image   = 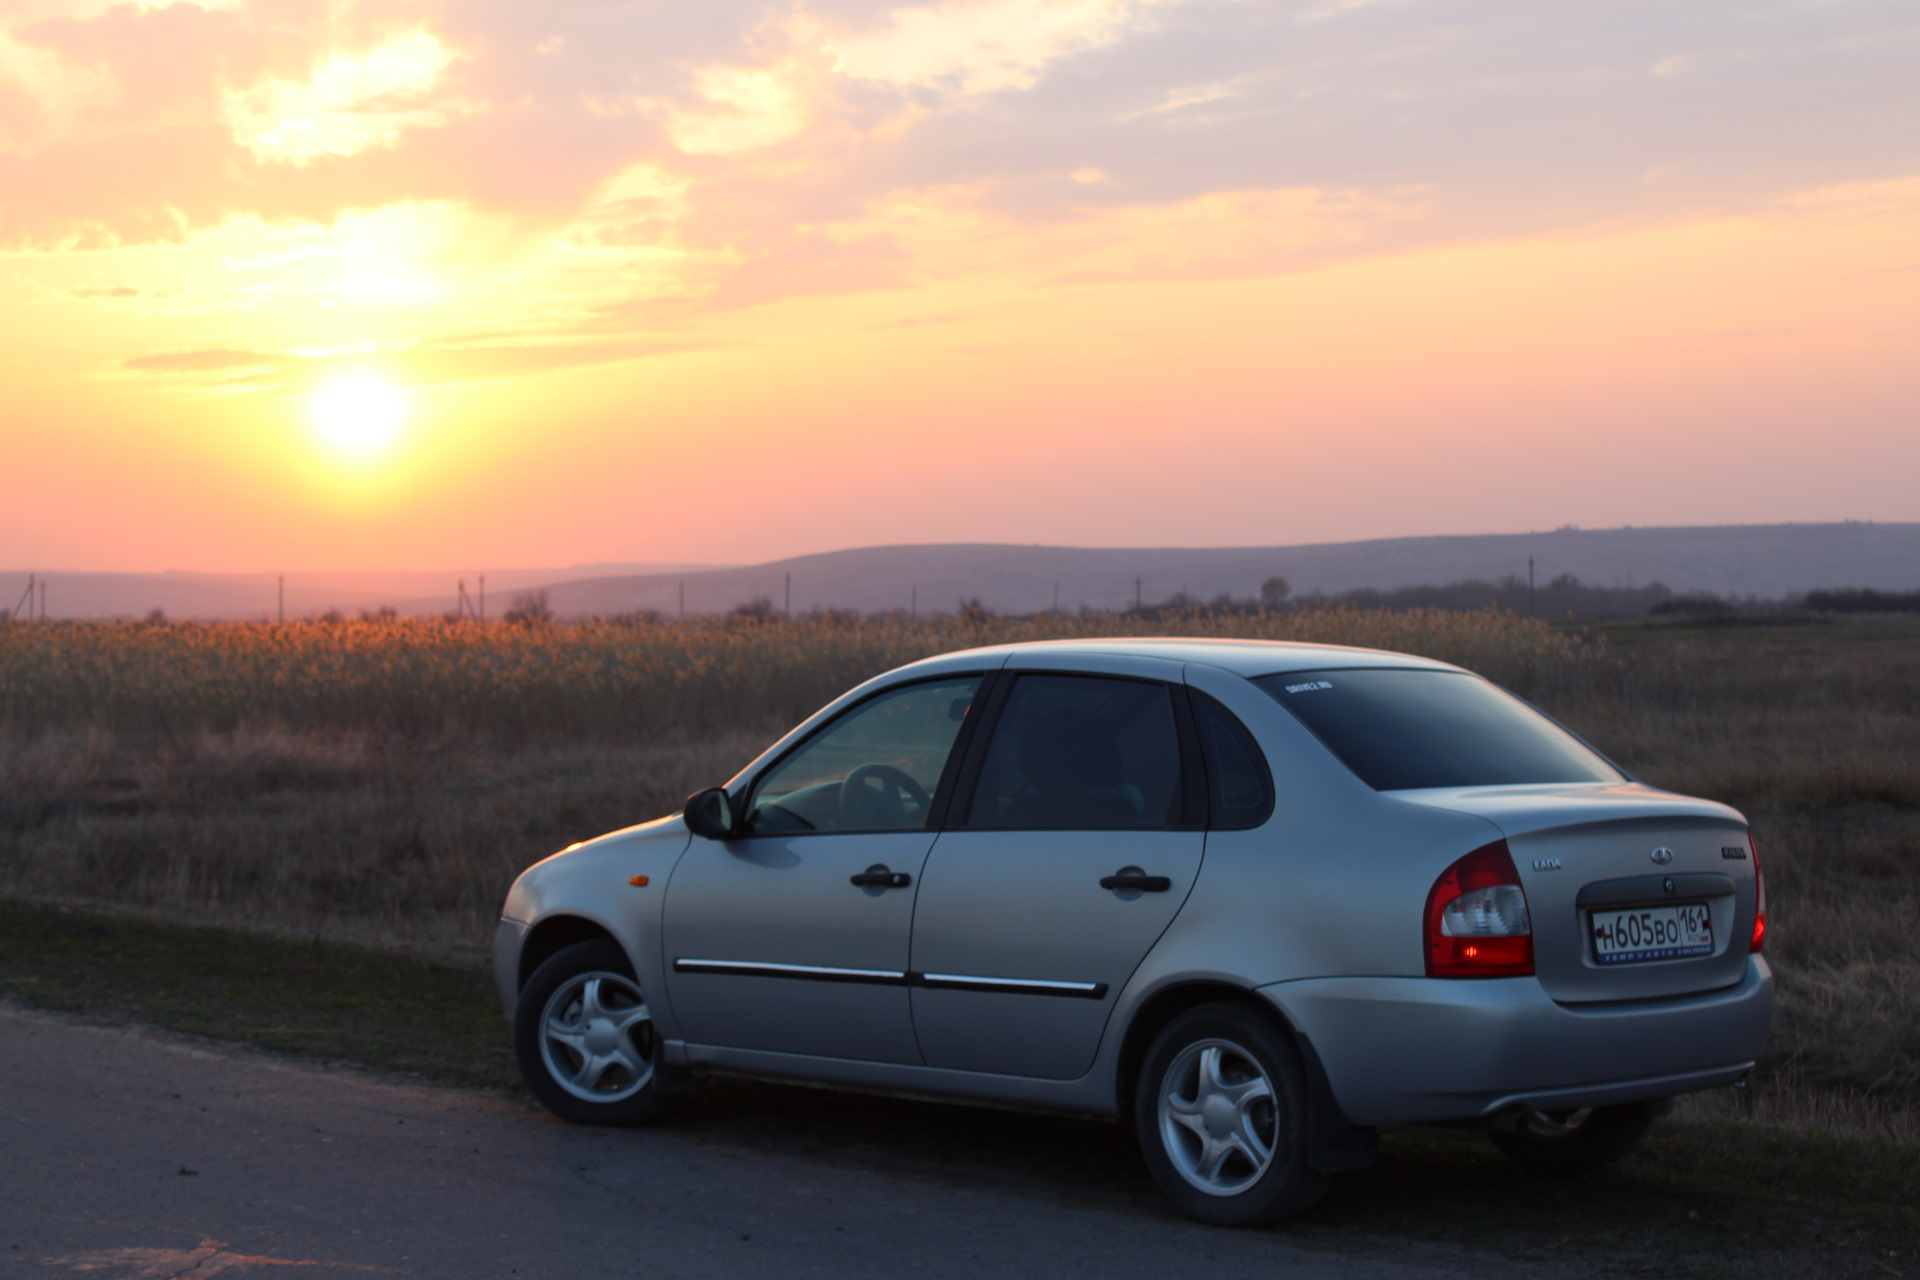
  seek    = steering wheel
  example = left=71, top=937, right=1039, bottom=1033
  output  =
left=839, top=764, right=932, bottom=830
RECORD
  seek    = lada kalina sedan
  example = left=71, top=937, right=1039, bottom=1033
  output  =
left=494, top=639, right=1772, bottom=1225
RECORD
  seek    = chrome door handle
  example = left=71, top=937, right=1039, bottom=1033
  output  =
left=850, top=867, right=911, bottom=889
left=1100, top=872, right=1171, bottom=892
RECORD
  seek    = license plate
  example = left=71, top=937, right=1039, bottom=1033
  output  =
left=1590, top=903, right=1714, bottom=965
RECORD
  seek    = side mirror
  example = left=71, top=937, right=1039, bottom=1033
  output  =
left=684, top=787, right=738, bottom=840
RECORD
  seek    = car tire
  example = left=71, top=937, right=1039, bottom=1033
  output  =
left=1488, top=1103, right=1653, bottom=1176
left=1133, top=1003, right=1329, bottom=1227
left=514, top=938, right=675, bottom=1127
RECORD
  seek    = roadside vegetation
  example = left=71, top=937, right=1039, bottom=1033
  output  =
left=1, top=607, right=1915, bottom=1150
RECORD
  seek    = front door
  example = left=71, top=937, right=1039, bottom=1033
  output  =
left=663, top=674, right=982, bottom=1064
left=910, top=672, right=1204, bottom=1079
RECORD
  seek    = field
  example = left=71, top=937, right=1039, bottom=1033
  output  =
left=1, top=608, right=1915, bottom=1141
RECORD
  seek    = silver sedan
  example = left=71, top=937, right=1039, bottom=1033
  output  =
left=493, top=639, right=1772, bottom=1226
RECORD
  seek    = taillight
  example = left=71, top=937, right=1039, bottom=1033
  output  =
left=1748, top=832, right=1766, bottom=953
left=1425, top=840, right=1534, bottom=978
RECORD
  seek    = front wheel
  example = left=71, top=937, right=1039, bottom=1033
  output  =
left=514, top=938, right=675, bottom=1126
left=1133, top=1003, right=1329, bottom=1226
left=1488, top=1103, right=1653, bottom=1175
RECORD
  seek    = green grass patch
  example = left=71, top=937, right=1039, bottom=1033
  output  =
left=0, top=896, right=516, bottom=1089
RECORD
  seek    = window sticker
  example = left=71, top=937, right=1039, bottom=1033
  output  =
left=1284, top=680, right=1333, bottom=694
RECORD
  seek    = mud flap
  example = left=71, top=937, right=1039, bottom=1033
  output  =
left=1296, top=1033, right=1379, bottom=1173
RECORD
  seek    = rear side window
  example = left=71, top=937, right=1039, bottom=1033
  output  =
left=966, top=675, right=1183, bottom=829
left=1253, top=669, right=1621, bottom=791
left=1191, top=691, right=1273, bottom=829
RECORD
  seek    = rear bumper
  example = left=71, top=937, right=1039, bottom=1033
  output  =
left=1260, top=955, right=1772, bottom=1127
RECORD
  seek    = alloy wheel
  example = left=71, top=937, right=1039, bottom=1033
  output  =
left=1157, top=1037, right=1280, bottom=1196
left=538, top=969, right=655, bottom=1102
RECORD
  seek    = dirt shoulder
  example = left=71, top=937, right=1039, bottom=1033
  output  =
left=3, top=897, right=1915, bottom=1279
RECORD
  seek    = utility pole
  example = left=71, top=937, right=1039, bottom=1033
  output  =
left=278, top=574, right=284, bottom=624
left=1528, top=557, right=1536, bottom=618
left=479, top=574, right=486, bottom=623
left=678, top=581, right=685, bottom=619
left=12, top=575, right=32, bottom=622
left=784, top=573, right=791, bottom=622
left=39, top=579, right=45, bottom=622
left=911, top=585, right=917, bottom=619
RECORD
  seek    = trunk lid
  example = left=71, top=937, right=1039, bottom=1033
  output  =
left=1394, top=781, right=1757, bottom=1003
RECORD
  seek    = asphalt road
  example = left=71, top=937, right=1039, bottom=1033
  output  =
left=2, top=1007, right=1564, bottom=1280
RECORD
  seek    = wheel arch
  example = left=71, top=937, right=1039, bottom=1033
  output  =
left=1114, top=979, right=1378, bottom=1173
left=518, top=914, right=624, bottom=991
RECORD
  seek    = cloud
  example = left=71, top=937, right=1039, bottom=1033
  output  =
left=664, top=66, right=809, bottom=155
left=7, top=0, right=1920, bottom=348
left=821, top=0, right=1174, bottom=94
left=221, top=29, right=463, bottom=165
left=120, top=338, right=715, bottom=388
left=123, top=347, right=283, bottom=372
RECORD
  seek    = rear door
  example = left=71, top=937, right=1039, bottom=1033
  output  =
left=908, top=663, right=1205, bottom=1079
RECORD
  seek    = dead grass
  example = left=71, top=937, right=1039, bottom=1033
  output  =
left=0, top=723, right=773, bottom=954
left=0, top=607, right=1589, bottom=741
left=1, top=611, right=1914, bottom=1140
left=1544, top=625, right=1920, bottom=1131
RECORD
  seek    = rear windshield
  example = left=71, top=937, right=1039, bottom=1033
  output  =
left=1252, top=668, right=1621, bottom=791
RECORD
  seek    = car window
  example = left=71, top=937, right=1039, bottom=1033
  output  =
left=1191, top=690, right=1273, bottom=829
left=748, top=677, right=982, bottom=834
left=1252, top=668, right=1621, bottom=791
left=965, top=675, right=1183, bottom=830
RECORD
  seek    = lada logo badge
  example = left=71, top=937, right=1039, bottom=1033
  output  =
left=1530, top=858, right=1562, bottom=871
left=1650, top=847, right=1675, bottom=865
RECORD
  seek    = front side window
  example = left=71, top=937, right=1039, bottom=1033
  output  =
left=748, top=677, right=981, bottom=833
left=1253, top=668, right=1621, bottom=791
left=965, top=675, right=1183, bottom=829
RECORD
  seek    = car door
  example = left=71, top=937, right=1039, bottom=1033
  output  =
left=909, top=664, right=1206, bottom=1079
left=662, top=674, right=984, bottom=1064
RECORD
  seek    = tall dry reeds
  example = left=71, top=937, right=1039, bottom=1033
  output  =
left=0, top=608, right=1588, bottom=946
left=1537, top=630, right=1920, bottom=1124
left=0, top=608, right=1589, bottom=742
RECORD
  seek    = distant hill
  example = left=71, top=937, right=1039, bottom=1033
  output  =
left=536, top=524, right=1920, bottom=618
left=5, top=524, right=1915, bottom=620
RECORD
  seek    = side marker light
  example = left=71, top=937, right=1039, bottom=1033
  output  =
left=629, top=875, right=649, bottom=888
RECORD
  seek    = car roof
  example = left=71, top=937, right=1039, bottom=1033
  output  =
left=903, top=637, right=1464, bottom=679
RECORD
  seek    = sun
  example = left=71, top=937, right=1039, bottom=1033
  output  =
left=308, top=373, right=409, bottom=462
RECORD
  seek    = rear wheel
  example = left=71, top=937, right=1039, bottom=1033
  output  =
left=1488, top=1103, right=1653, bottom=1175
left=1133, top=1003, right=1328, bottom=1226
left=514, top=939, right=674, bottom=1126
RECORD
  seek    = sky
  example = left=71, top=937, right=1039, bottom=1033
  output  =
left=2, top=0, right=1917, bottom=572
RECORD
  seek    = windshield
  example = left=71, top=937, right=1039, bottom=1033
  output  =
left=1252, top=668, right=1622, bottom=791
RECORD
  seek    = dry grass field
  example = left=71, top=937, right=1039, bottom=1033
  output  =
left=1, top=609, right=1913, bottom=1141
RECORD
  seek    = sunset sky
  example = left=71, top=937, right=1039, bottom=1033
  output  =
left=3, top=0, right=1917, bottom=572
